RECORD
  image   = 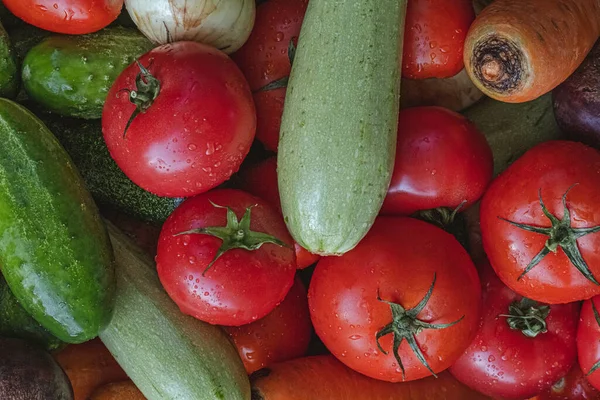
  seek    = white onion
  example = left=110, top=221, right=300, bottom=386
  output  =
left=125, top=0, right=255, bottom=54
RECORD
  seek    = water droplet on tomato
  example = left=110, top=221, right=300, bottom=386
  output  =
left=189, top=256, right=196, bottom=264
left=36, top=4, right=48, bottom=11
left=488, top=355, right=496, bottom=362
left=429, top=41, right=437, bottom=49
left=440, top=45, right=451, bottom=53
left=64, top=8, right=75, bottom=21
left=205, top=142, right=215, bottom=155
left=430, top=53, right=437, bottom=61
left=455, top=28, right=463, bottom=34
left=53, top=3, right=59, bottom=9
left=413, top=24, right=422, bottom=33
left=188, top=275, right=194, bottom=281
left=349, top=334, right=361, bottom=340
left=275, top=32, right=285, bottom=42
left=188, top=143, right=197, bottom=151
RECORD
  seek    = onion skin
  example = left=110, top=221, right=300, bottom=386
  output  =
left=125, top=0, right=255, bottom=54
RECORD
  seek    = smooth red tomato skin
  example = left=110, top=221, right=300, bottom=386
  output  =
left=156, top=189, right=296, bottom=326
left=529, top=363, right=600, bottom=400
left=381, top=107, right=493, bottom=216
left=577, top=297, right=600, bottom=390
left=232, top=0, right=308, bottom=152
left=224, top=277, right=312, bottom=374
left=480, top=141, right=600, bottom=304
left=450, top=264, right=579, bottom=399
left=308, top=217, right=481, bottom=382
left=238, top=157, right=320, bottom=269
left=402, top=0, right=474, bottom=79
left=3, top=0, right=122, bottom=34
left=103, top=41, right=256, bottom=198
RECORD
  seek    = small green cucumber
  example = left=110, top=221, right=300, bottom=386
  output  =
left=462, top=94, right=563, bottom=175
left=0, top=275, right=64, bottom=351
left=100, top=221, right=250, bottom=400
left=0, top=20, right=18, bottom=98
left=278, top=0, right=407, bottom=256
left=22, top=26, right=153, bottom=119
left=33, top=111, right=182, bottom=225
left=0, top=99, right=115, bottom=343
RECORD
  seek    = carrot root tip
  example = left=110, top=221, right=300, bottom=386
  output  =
left=471, top=35, right=526, bottom=95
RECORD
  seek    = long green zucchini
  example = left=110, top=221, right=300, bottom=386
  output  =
left=278, top=0, right=407, bottom=256
left=100, top=221, right=250, bottom=400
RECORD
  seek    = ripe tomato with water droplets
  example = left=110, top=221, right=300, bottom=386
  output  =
left=576, top=296, right=600, bottom=391
left=480, top=141, right=600, bottom=304
left=238, top=156, right=320, bottom=269
left=102, top=41, right=256, bottom=198
left=308, top=217, right=481, bottom=382
left=224, top=277, right=312, bottom=374
left=450, top=262, right=579, bottom=399
left=156, top=189, right=296, bottom=326
left=2, top=0, right=123, bottom=34
left=402, top=0, right=475, bottom=79
left=232, top=0, right=308, bottom=151
left=528, top=362, right=600, bottom=400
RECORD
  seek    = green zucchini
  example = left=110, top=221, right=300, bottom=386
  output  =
left=0, top=275, right=64, bottom=351
left=0, top=99, right=115, bottom=343
left=22, top=26, right=153, bottom=119
left=278, top=0, right=407, bottom=255
left=100, top=221, right=250, bottom=400
left=33, top=112, right=182, bottom=225
left=0, top=20, right=18, bottom=98
left=462, top=94, right=563, bottom=175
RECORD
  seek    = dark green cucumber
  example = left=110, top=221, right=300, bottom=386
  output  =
left=278, top=0, right=407, bottom=255
left=0, top=275, right=64, bottom=351
left=462, top=94, right=563, bottom=175
left=0, top=99, right=115, bottom=343
left=22, top=26, right=153, bottom=119
left=0, top=20, right=18, bottom=98
left=33, top=112, right=182, bottom=224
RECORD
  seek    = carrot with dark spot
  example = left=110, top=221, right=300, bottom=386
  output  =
left=464, top=0, right=600, bottom=103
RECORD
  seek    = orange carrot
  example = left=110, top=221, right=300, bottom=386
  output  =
left=464, top=0, right=600, bottom=103
left=251, top=355, right=490, bottom=400
left=53, top=338, right=128, bottom=400
left=90, top=380, right=146, bottom=400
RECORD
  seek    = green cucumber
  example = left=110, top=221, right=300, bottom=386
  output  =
left=33, top=112, right=182, bottom=224
left=0, top=275, right=64, bottom=351
left=0, top=20, right=18, bottom=98
left=462, top=94, right=563, bottom=175
left=22, top=26, right=153, bottom=119
left=0, top=99, right=115, bottom=343
left=100, top=221, right=250, bottom=400
left=278, top=0, right=407, bottom=255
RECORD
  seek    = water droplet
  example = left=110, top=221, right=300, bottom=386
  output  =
left=430, top=53, right=437, bottom=61
left=429, top=41, right=437, bottom=49
left=36, top=4, right=48, bottom=11
left=488, top=355, right=496, bottom=362
left=275, top=32, right=285, bottom=42
left=349, top=335, right=362, bottom=340
left=413, top=24, right=422, bottom=33
left=440, top=45, right=451, bottom=53
left=188, top=143, right=197, bottom=151
left=205, top=142, right=215, bottom=155
left=189, top=256, right=196, bottom=264
left=53, top=3, right=59, bottom=9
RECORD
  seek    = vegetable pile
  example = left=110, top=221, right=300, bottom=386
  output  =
left=1, top=0, right=600, bottom=399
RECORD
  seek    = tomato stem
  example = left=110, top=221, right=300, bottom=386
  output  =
left=255, top=39, right=297, bottom=93
left=173, top=202, right=290, bottom=276
left=498, top=297, right=550, bottom=338
left=120, top=60, right=161, bottom=139
left=375, top=273, right=464, bottom=380
left=499, top=185, right=600, bottom=284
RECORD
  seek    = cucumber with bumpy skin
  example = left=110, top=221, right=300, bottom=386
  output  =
left=278, top=0, right=407, bottom=256
left=100, top=221, right=250, bottom=400
left=22, top=26, right=153, bottom=119
left=0, top=20, right=18, bottom=98
left=0, top=99, right=115, bottom=343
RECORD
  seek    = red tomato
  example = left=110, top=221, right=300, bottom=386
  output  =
left=308, top=217, right=481, bottom=382
left=224, top=277, right=312, bottom=374
left=381, top=106, right=493, bottom=216
left=3, top=0, right=122, bottom=34
left=102, top=41, right=256, bottom=198
left=156, top=189, right=296, bottom=326
left=232, top=0, right=308, bottom=152
left=450, top=263, right=579, bottom=399
left=480, top=141, right=600, bottom=304
left=238, top=157, right=320, bottom=269
left=402, top=0, right=475, bottom=79
left=529, top=363, right=599, bottom=400
left=577, top=296, right=600, bottom=391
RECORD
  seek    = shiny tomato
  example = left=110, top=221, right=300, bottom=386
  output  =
left=529, top=363, right=599, bottom=400
left=238, top=157, right=320, bottom=269
left=381, top=106, right=493, bottom=216
left=224, top=277, right=312, bottom=374
left=577, top=296, right=600, bottom=391
left=450, top=263, right=579, bottom=399
left=232, top=0, right=308, bottom=151
left=156, top=189, right=296, bottom=326
left=102, top=41, right=256, bottom=198
left=402, top=0, right=475, bottom=79
left=480, top=141, right=600, bottom=304
left=308, top=217, right=481, bottom=382
left=3, top=0, right=122, bottom=34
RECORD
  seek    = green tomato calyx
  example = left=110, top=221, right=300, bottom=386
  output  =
left=120, top=60, right=161, bottom=139
left=498, top=297, right=550, bottom=338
